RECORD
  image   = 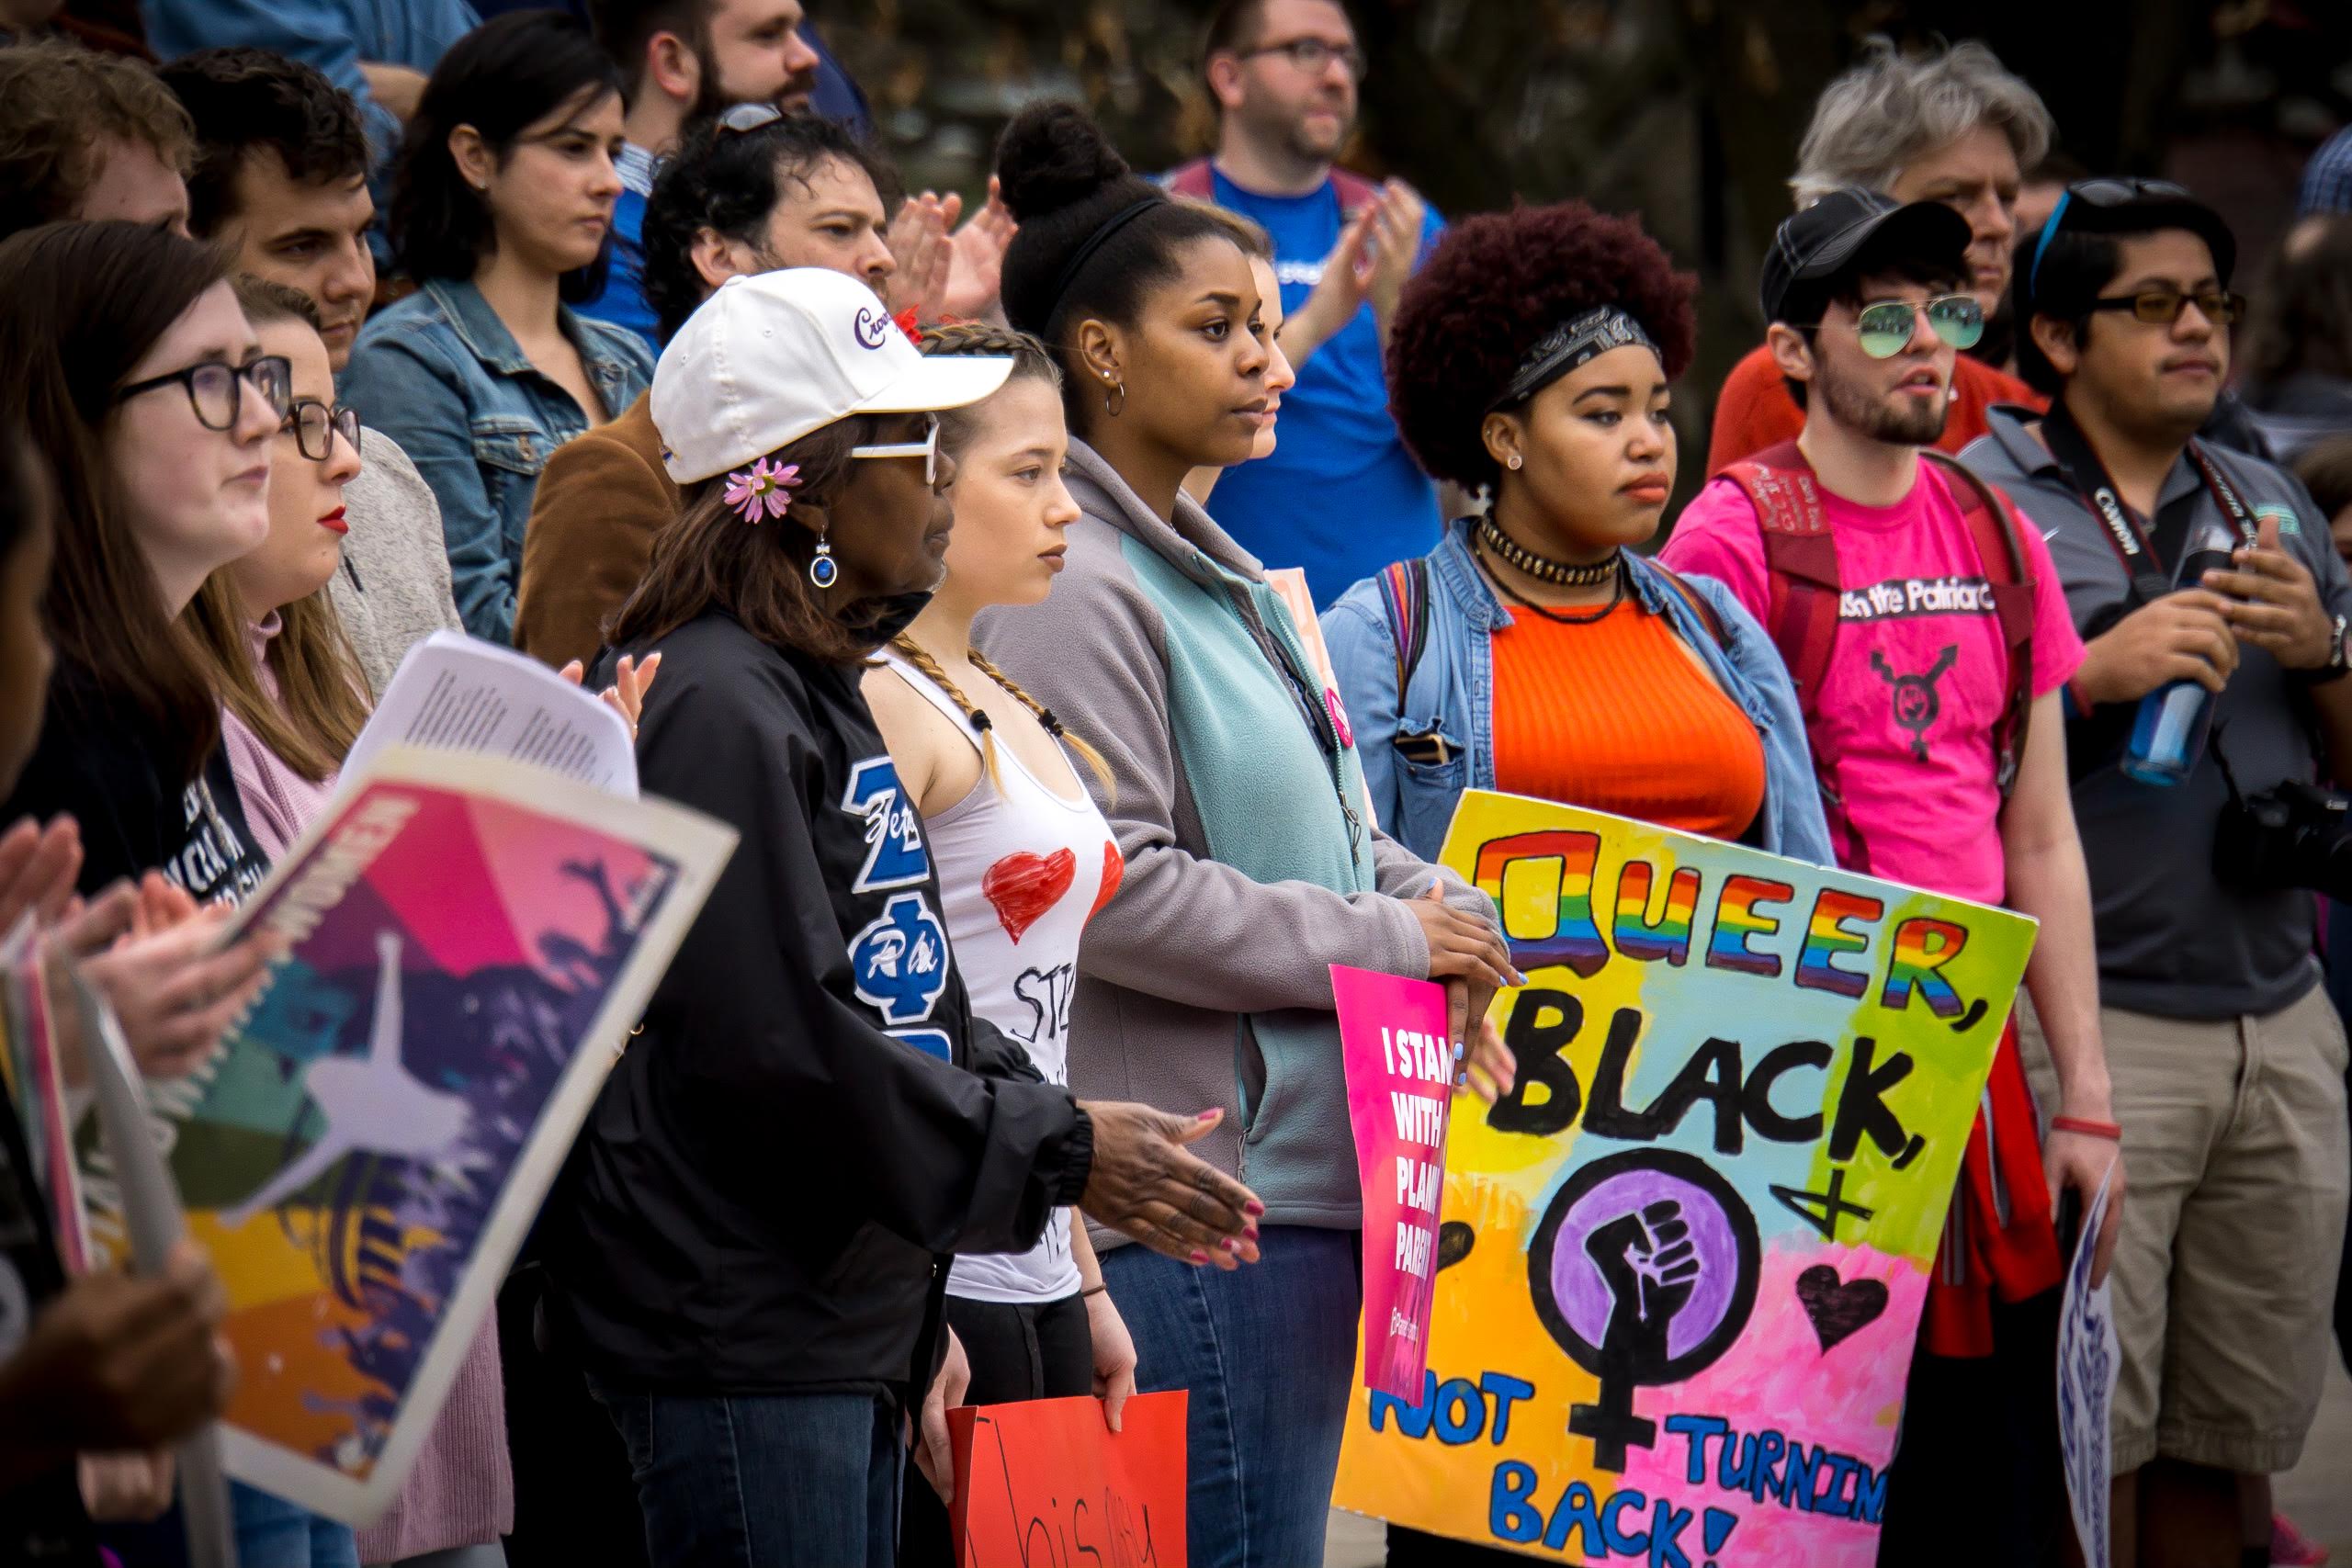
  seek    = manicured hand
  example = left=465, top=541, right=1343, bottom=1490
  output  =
left=2203, top=514, right=2337, bottom=668
left=1077, top=1103, right=1262, bottom=1269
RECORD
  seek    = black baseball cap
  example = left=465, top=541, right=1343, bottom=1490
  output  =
left=1760, top=187, right=1974, bottom=324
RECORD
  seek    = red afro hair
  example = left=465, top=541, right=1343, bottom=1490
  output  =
left=1387, top=201, right=1697, bottom=492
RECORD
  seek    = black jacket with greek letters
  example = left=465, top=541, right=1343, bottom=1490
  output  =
left=546, top=609, right=1092, bottom=1396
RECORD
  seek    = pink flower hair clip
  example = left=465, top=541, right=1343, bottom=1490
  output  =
left=722, top=457, right=802, bottom=524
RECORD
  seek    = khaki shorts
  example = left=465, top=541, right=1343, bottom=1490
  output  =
left=2018, top=984, right=2349, bottom=1473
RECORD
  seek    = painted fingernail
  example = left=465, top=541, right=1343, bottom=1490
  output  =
left=1244, top=1224, right=1260, bottom=1241
left=1190, top=1249, right=1211, bottom=1265
left=1196, top=1110, right=1220, bottom=1122
left=1453, top=1042, right=1466, bottom=1060
left=1244, top=1200, right=1265, bottom=1216
left=1222, top=1237, right=1240, bottom=1253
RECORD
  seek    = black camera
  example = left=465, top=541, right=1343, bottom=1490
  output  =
left=2214, top=778, right=2352, bottom=901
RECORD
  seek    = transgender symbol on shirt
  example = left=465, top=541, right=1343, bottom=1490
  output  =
left=1871, top=644, right=1958, bottom=762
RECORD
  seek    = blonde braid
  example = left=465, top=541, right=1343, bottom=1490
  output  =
left=967, top=649, right=1116, bottom=806
left=891, top=634, right=1008, bottom=795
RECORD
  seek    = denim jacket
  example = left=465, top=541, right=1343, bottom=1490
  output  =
left=1325, top=521, right=1835, bottom=866
left=342, top=278, right=654, bottom=643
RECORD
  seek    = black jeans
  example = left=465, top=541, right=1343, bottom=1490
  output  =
left=898, top=1291, right=1093, bottom=1566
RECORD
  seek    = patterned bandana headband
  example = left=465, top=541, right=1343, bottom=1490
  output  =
left=1491, top=306, right=1659, bottom=410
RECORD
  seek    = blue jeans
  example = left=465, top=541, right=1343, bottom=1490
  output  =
left=1100, top=1224, right=1360, bottom=1568
left=586, top=1379, right=904, bottom=1568
left=97, top=1479, right=358, bottom=1567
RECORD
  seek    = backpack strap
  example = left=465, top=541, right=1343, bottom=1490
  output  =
left=1922, top=450, right=2037, bottom=796
left=1651, top=565, right=1729, bottom=651
left=1163, top=159, right=1216, bottom=202
left=1377, top=557, right=1432, bottom=702
left=1721, top=439, right=1841, bottom=726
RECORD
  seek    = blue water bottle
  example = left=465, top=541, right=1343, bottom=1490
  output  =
left=2120, top=517, right=2239, bottom=785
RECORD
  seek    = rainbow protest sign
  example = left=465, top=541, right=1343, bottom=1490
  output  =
left=1330, top=791, right=2035, bottom=1565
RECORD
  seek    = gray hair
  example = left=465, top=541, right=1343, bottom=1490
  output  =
left=1790, top=38, right=2054, bottom=209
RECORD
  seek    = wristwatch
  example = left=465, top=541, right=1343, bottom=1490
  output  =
left=2301, top=612, right=2352, bottom=684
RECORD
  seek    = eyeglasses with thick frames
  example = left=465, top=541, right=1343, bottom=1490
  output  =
left=1801, top=295, right=1984, bottom=360
left=2085, top=288, right=2246, bottom=328
left=113, top=355, right=292, bottom=431
left=281, top=398, right=363, bottom=462
left=1238, top=38, right=1367, bottom=79
left=850, top=413, right=941, bottom=487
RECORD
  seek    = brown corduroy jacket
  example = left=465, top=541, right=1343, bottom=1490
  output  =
left=514, top=390, right=678, bottom=670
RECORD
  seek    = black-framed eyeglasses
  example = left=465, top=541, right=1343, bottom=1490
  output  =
left=2027, top=178, right=2196, bottom=294
left=280, top=398, right=362, bottom=462
left=113, top=355, right=292, bottom=431
left=1238, top=38, right=1367, bottom=79
left=719, top=102, right=786, bottom=136
left=2086, top=288, right=2246, bottom=328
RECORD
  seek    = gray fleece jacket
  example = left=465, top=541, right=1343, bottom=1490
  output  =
left=976, top=441, right=1494, bottom=1239
left=332, top=428, right=464, bottom=697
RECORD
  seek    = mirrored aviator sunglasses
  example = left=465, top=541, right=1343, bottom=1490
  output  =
left=1852, top=295, right=1984, bottom=359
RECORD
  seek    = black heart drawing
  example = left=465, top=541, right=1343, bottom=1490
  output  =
left=1436, top=1221, right=1476, bottom=1272
left=1795, top=1265, right=1887, bottom=1352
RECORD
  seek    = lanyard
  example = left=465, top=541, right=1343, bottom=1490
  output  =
left=2039, top=406, right=2260, bottom=608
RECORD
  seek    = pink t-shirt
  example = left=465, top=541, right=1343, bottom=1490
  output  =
left=1659, top=459, right=2082, bottom=905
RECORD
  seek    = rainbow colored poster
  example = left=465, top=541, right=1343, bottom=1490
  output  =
left=75, top=750, right=735, bottom=1526
left=1329, top=791, right=2035, bottom=1564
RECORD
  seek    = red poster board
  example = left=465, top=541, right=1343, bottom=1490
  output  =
left=948, top=1391, right=1189, bottom=1567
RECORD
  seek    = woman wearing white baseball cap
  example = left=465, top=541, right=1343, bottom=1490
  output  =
left=541, top=266, right=1266, bottom=1568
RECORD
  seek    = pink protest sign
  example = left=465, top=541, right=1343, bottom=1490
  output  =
left=1332, top=963, right=1456, bottom=1399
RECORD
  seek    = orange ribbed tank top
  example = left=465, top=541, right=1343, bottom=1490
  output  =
left=1488, top=600, right=1766, bottom=841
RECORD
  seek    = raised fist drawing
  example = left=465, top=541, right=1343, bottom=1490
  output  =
left=1586, top=1200, right=1701, bottom=1361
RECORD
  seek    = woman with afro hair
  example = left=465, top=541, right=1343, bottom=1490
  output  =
left=1325, top=201, right=1833, bottom=875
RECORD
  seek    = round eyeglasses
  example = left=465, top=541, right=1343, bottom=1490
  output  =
left=281, top=398, right=363, bottom=462
left=112, top=355, right=293, bottom=431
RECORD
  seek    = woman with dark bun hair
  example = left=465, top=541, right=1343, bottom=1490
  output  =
left=1325, top=201, right=1832, bottom=876
left=976, top=102, right=1518, bottom=1568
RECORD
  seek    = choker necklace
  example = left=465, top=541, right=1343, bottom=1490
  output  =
left=1474, top=534, right=1626, bottom=626
left=1477, top=513, right=1621, bottom=586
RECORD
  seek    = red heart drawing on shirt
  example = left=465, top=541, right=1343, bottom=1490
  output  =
left=1087, top=839, right=1125, bottom=922
left=983, top=848, right=1075, bottom=943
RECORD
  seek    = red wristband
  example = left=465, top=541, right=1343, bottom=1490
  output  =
left=2051, top=1114, right=2122, bottom=1141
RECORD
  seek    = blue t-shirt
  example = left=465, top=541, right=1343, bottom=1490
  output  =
left=1199, top=166, right=1443, bottom=607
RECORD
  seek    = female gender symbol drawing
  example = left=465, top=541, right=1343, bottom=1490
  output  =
left=1529, top=1148, right=1759, bottom=1471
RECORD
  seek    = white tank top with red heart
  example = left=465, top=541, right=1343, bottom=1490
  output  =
left=878, top=649, right=1125, bottom=1303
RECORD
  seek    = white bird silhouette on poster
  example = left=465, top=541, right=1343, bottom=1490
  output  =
left=220, top=931, right=471, bottom=1230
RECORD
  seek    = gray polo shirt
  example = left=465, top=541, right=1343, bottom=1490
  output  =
left=1962, top=406, right=2352, bottom=1020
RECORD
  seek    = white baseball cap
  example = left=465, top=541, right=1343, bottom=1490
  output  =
left=651, top=267, right=1014, bottom=485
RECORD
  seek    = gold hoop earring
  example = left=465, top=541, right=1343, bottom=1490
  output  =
left=1105, top=380, right=1127, bottom=418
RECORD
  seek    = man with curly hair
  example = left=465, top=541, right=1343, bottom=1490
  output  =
left=514, top=108, right=895, bottom=668
left=0, top=39, right=193, bottom=239
left=163, top=46, right=464, bottom=701
left=1663, top=188, right=2119, bottom=1568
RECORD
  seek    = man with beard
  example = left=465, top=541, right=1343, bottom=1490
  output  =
left=1662, top=188, right=2119, bottom=1568
left=1964, top=184, right=2352, bottom=1568
left=1165, top=0, right=1442, bottom=607
left=580, top=0, right=820, bottom=343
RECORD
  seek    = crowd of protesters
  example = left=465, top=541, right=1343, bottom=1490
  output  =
left=0, top=1, right=2348, bottom=1566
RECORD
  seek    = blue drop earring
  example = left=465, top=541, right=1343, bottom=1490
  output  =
left=808, top=529, right=838, bottom=589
